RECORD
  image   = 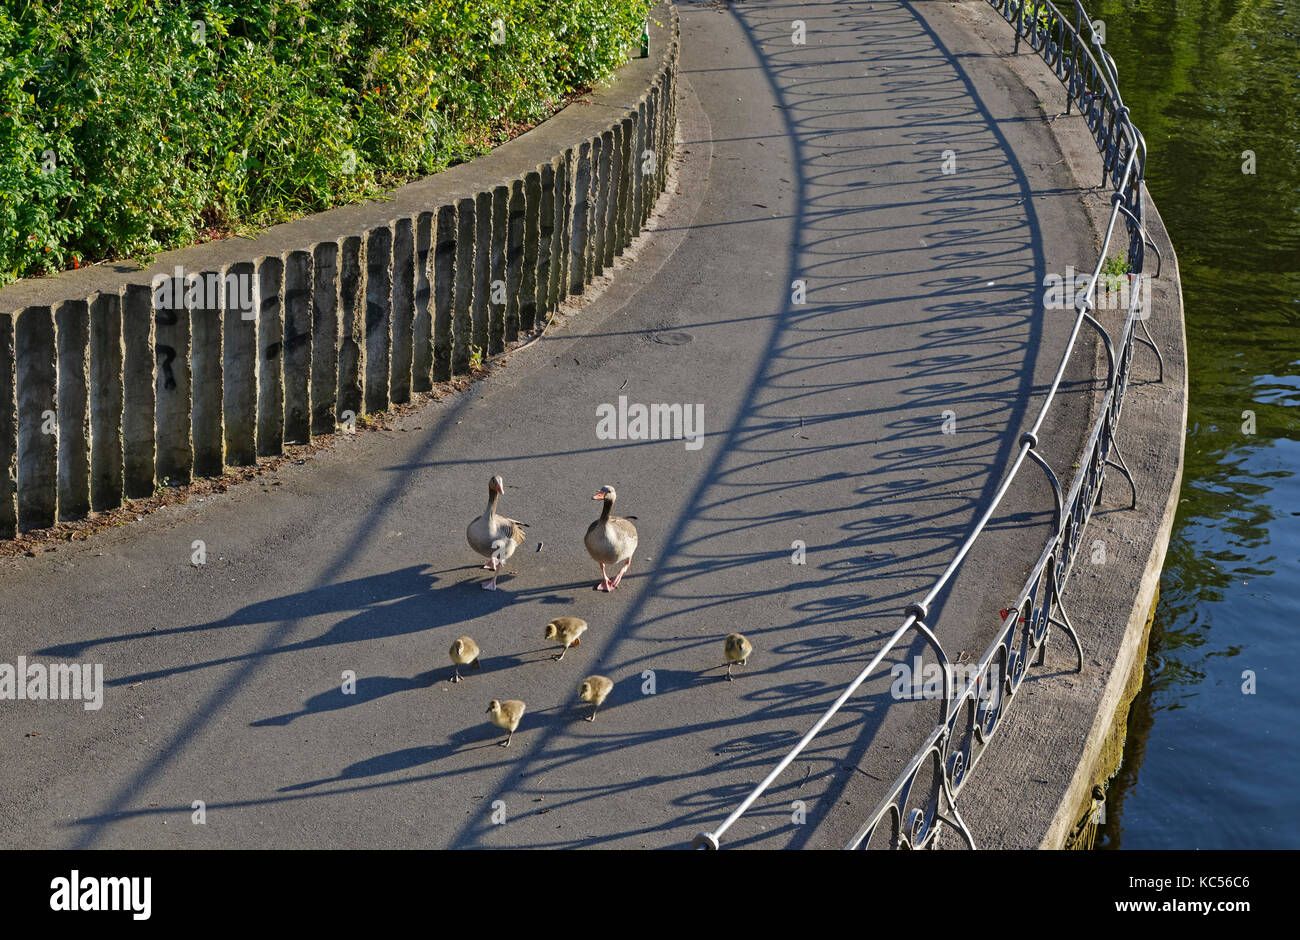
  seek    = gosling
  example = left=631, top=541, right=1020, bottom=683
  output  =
left=578, top=675, right=614, bottom=721
left=545, top=617, right=588, bottom=661
left=448, top=636, right=481, bottom=683
left=486, top=699, right=526, bottom=748
left=724, top=633, right=753, bottom=681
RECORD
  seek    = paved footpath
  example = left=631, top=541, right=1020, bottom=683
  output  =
left=0, top=0, right=1100, bottom=848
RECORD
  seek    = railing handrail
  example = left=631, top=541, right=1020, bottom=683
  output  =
left=694, top=0, right=1158, bottom=850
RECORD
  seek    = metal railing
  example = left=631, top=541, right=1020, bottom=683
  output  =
left=694, top=0, right=1165, bottom=850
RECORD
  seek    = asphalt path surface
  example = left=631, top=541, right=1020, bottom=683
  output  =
left=0, top=0, right=1098, bottom=848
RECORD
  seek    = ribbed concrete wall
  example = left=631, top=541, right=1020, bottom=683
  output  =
left=0, top=315, right=15, bottom=534
left=256, top=256, right=285, bottom=460
left=337, top=235, right=364, bottom=422
left=121, top=284, right=155, bottom=498
left=88, top=290, right=123, bottom=510
left=312, top=244, right=342, bottom=433
left=0, top=5, right=680, bottom=537
left=224, top=261, right=258, bottom=466
left=412, top=212, right=434, bottom=394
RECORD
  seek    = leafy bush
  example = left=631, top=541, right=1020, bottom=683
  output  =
left=0, top=0, right=654, bottom=285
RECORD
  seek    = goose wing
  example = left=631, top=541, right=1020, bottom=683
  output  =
left=506, top=518, right=528, bottom=546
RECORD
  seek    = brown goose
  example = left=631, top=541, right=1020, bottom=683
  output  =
left=466, top=474, right=527, bottom=590
left=584, top=484, right=639, bottom=591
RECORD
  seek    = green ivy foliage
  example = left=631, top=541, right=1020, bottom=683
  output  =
left=0, top=0, right=653, bottom=285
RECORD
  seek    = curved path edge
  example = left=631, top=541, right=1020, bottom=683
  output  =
left=949, top=0, right=1188, bottom=850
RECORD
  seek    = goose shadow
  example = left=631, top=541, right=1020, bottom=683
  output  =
left=248, top=652, right=538, bottom=727
left=277, top=705, right=573, bottom=793
left=54, top=567, right=556, bottom=688
left=37, top=564, right=518, bottom=662
left=251, top=671, right=441, bottom=726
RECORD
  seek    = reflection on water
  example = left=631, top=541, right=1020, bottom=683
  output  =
left=1083, top=0, right=1300, bottom=848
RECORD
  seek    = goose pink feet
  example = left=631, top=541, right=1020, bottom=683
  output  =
left=585, top=484, right=639, bottom=594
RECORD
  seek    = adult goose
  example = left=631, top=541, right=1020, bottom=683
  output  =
left=466, top=474, right=527, bottom=590
left=584, top=484, right=638, bottom=591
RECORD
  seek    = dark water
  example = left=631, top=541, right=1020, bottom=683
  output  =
left=1078, top=0, right=1300, bottom=848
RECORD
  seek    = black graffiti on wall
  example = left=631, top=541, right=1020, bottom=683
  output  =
left=155, top=306, right=178, bottom=391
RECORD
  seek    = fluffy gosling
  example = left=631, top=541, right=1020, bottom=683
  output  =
left=545, top=617, right=588, bottom=661
left=578, top=675, right=614, bottom=721
left=724, top=633, right=753, bottom=681
left=449, top=636, right=481, bottom=683
left=486, top=699, right=526, bottom=748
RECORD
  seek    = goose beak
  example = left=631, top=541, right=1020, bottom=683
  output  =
left=592, top=492, right=605, bottom=500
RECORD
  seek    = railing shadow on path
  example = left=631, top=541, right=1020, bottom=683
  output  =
left=695, top=0, right=1160, bottom=850
left=52, top=0, right=1098, bottom=848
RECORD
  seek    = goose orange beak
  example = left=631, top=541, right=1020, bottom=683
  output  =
left=592, top=492, right=605, bottom=500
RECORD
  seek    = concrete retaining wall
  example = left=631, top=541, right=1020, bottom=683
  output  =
left=0, top=5, right=679, bottom=538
